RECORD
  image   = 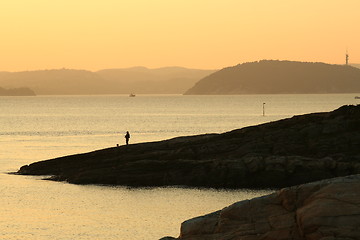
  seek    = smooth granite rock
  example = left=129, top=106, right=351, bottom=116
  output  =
left=17, top=105, right=360, bottom=189
left=164, top=174, right=360, bottom=240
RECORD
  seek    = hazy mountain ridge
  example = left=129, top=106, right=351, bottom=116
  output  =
left=185, top=60, right=360, bottom=95
left=96, top=67, right=216, bottom=94
left=0, top=69, right=105, bottom=95
left=0, top=67, right=215, bottom=95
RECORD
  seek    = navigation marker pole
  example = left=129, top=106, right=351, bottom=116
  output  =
left=263, top=102, right=266, bottom=116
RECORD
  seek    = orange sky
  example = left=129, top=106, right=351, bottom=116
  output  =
left=1, top=0, right=359, bottom=71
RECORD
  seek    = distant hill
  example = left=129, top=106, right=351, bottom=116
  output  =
left=0, top=87, right=36, bottom=96
left=0, top=67, right=215, bottom=95
left=185, top=60, right=360, bottom=95
left=96, top=66, right=215, bottom=94
left=0, top=69, right=105, bottom=95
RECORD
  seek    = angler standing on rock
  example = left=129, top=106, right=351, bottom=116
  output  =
left=125, top=131, right=130, bottom=145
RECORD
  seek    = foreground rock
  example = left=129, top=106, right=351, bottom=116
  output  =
left=162, top=174, right=360, bottom=240
left=17, top=105, right=360, bottom=189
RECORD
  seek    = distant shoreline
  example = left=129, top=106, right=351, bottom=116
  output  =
left=3, top=92, right=360, bottom=96
left=0, top=87, right=36, bottom=96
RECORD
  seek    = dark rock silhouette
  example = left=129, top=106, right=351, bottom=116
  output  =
left=161, top=174, right=360, bottom=240
left=0, top=87, right=36, bottom=96
left=185, top=60, right=360, bottom=95
left=17, top=105, right=360, bottom=189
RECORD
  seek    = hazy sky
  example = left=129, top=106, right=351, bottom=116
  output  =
left=1, top=0, right=359, bottom=71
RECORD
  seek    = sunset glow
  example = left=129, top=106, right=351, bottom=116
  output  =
left=1, top=0, right=359, bottom=71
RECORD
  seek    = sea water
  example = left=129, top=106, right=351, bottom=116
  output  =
left=0, top=94, right=358, bottom=239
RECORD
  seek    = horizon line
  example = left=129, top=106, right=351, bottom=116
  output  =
left=1, top=60, right=359, bottom=73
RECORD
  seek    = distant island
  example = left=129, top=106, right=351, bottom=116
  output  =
left=0, top=87, right=36, bottom=96
left=185, top=60, right=360, bottom=95
left=0, top=67, right=215, bottom=95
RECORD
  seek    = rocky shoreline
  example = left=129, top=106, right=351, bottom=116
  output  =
left=160, top=174, right=360, bottom=240
left=17, top=105, right=360, bottom=189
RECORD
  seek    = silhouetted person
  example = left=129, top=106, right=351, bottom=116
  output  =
left=125, top=131, right=130, bottom=145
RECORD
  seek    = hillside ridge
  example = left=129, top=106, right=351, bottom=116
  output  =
left=185, top=60, right=360, bottom=95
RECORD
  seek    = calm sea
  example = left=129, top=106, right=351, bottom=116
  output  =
left=0, top=94, right=358, bottom=239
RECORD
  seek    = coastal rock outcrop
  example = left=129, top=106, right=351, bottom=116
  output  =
left=163, top=174, right=360, bottom=240
left=17, top=105, right=360, bottom=189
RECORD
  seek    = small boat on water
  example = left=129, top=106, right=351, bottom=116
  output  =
left=129, top=93, right=136, bottom=97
